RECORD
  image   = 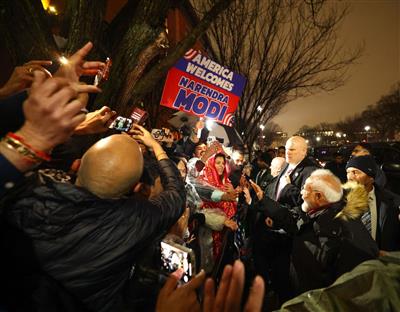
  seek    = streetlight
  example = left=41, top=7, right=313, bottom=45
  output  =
left=259, top=125, right=265, bottom=131
left=364, top=125, right=371, bottom=142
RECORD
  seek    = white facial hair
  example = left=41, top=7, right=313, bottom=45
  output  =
left=301, top=200, right=310, bottom=212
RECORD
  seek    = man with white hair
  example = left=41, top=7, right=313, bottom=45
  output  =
left=254, top=136, right=319, bottom=303
left=253, top=169, right=378, bottom=296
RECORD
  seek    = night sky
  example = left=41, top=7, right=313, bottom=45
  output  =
left=273, top=0, right=399, bottom=135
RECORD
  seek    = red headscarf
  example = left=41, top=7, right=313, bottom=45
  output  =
left=200, top=153, right=237, bottom=260
left=201, top=154, right=235, bottom=218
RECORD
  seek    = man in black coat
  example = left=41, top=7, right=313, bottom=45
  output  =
left=254, top=151, right=273, bottom=192
left=274, top=136, right=320, bottom=207
left=346, top=155, right=400, bottom=251
left=2, top=129, right=186, bottom=312
left=253, top=136, right=319, bottom=303
left=254, top=169, right=379, bottom=296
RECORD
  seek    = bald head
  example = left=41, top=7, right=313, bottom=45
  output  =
left=270, top=157, right=286, bottom=177
left=76, top=134, right=144, bottom=198
left=285, top=136, right=307, bottom=165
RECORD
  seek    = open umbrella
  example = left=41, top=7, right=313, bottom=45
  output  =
left=168, top=111, right=198, bottom=129
left=206, top=121, right=243, bottom=147
left=168, top=112, right=243, bottom=147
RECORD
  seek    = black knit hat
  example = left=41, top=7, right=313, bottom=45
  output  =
left=346, top=155, right=377, bottom=178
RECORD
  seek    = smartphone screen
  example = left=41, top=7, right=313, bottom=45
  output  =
left=160, top=241, right=195, bottom=283
left=109, top=116, right=133, bottom=132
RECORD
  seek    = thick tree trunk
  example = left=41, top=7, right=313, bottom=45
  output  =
left=93, top=0, right=173, bottom=113
left=64, top=0, right=107, bottom=59
left=0, top=0, right=57, bottom=65
left=128, top=0, right=235, bottom=105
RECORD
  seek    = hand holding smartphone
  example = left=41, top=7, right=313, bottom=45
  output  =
left=160, top=240, right=196, bottom=283
left=108, top=108, right=149, bottom=132
left=94, top=57, right=112, bottom=86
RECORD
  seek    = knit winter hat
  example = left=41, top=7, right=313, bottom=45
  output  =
left=346, top=155, right=377, bottom=178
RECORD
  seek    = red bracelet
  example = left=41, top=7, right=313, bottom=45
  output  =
left=6, top=132, right=51, bottom=161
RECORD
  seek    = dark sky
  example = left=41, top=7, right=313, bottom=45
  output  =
left=273, top=0, right=400, bottom=135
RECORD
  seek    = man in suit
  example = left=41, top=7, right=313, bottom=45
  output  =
left=274, top=136, right=319, bottom=207
left=265, top=156, right=286, bottom=199
left=255, top=151, right=273, bottom=192
left=253, top=136, right=319, bottom=305
left=346, top=155, right=400, bottom=251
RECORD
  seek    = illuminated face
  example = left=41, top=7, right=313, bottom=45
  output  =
left=351, top=145, right=370, bottom=156
left=285, top=138, right=306, bottom=165
left=346, top=167, right=373, bottom=187
left=177, top=160, right=187, bottom=180
left=300, top=179, right=319, bottom=212
left=215, top=156, right=225, bottom=176
left=194, top=144, right=207, bottom=158
left=232, top=152, right=244, bottom=166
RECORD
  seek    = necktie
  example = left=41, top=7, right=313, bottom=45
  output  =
left=362, top=195, right=373, bottom=235
left=361, top=210, right=372, bottom=234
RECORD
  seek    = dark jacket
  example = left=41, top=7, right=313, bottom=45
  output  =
left=3, top=159, right=185, bottom=312
left=255, top=168, right=273, bottom=192
left=274, top=157, right=319, bottom=207
left=375, top=186, right=400, bottom=251
left=258, top=184, right=379, bottom=295
left=324, top=161, right=347, bottom=183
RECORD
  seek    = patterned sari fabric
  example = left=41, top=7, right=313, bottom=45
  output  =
left=200, top=154, right=237, bottom=260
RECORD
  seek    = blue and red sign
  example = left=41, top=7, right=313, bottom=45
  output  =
left=160, top=50, right=246, bottom=127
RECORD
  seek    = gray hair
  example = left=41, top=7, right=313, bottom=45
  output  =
left=309, top=169, right=343, bottom=203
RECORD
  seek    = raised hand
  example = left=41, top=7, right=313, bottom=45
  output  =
left=156, top=270, right=206, bottom=312
left=54, top=42, right=103, bottom=94
left=250, top=180, right=264, bottom=201
left=74, top=106, right=117, bottom=135
left=0, top=60, right=52, bottom=99
left=19, top=71, right=87, bottom=152
left=203, top=260, right=264, bottom=312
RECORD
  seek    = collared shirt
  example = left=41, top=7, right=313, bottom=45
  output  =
left=276, top=163, right=298, bottom=200
left=369, top=187, right=377, bottom=241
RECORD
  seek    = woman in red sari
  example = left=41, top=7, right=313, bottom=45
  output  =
left=199, top=153, right=238, bottom=269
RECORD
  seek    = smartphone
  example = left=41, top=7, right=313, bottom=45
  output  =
left=109, top=116, right=133, bottom=132
left=160, top=241, right=196, bottom=283
left=94, top=57, right=112, bottom=86
left=130, top=107, right=148, bottom=126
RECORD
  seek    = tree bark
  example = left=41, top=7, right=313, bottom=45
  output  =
left=0, top=0, right=57, bottom=65
left=93, top=0, right=173, bottom=113
left=127, top=0, right=235, bottom=105
left=64, top=0, right=107, bottom=59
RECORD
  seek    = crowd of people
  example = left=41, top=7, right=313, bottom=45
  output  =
left=0, top=43, right=399, bottom=312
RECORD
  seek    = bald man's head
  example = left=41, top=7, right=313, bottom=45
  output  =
left=76, top=134, right=144, bottom=198
left=285, top=136, right=307, bottom=165
left=270, top=157, right=286, bottom=177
